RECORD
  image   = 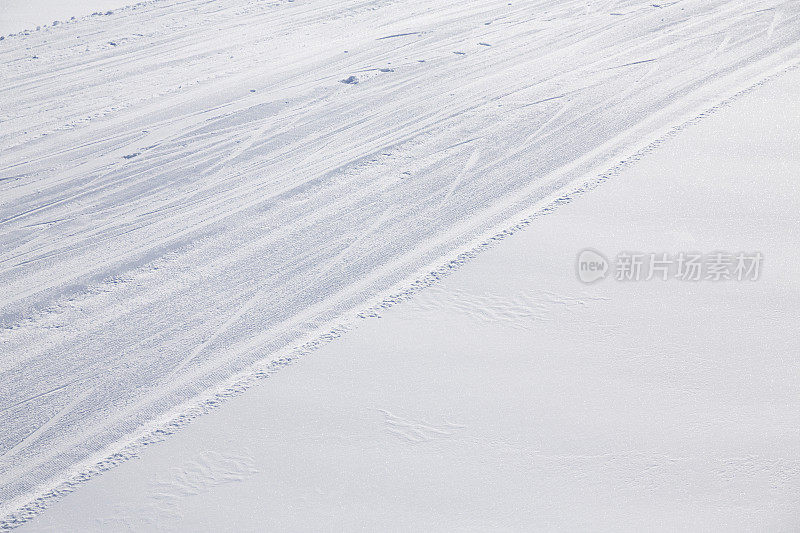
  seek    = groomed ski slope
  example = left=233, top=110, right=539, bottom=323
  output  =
left=1, top=0, right=799, bottom=525
left=18, top=65, right=800, bottom=532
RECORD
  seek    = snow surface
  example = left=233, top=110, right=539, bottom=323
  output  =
left=1, top=0, right=800, bottom=528
left=0, top=1, right=135, bottom=36
left=17, top=62, right=800, bottom=533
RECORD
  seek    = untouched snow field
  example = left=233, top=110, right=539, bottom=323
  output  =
left=18, top=62, right=800, bottom=532
left=1, top=0, right=800, bottom=527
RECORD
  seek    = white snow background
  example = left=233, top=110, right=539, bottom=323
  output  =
left=0, top=1, right=135, bottom=35
left=1, top=0, right=799, bottom=529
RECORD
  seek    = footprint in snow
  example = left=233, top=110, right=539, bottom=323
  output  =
left=376, top=409, right=466, bottom=443
left=340, top=75, right=358, bottom=84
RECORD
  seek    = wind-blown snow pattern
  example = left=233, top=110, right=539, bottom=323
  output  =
left=0, top=0, right=799, bottom=525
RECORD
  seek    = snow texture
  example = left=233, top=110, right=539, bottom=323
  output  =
left=1, top=0, right=800, bottom=527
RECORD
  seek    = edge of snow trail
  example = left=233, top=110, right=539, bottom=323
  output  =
left=3, top=56, right=799, bottom=531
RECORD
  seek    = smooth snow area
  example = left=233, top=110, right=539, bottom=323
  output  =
left=2, top=0, right=800, bottom=527
left=0, top=1, right=134, bottom=35
left=19, top=66, right=800, bottom=532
